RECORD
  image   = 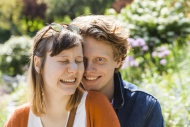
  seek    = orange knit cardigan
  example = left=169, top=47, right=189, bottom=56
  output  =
left=4, top=91, right=120, bottom=127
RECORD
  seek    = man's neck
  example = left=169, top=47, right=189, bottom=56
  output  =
left=100, top=81, right=115, bottom=102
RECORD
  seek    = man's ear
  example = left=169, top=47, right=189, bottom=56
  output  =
left=34, top=56, right=41, bottom=73
left=115, top=58, right=122, bottom=68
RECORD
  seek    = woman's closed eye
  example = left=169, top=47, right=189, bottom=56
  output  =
left=57, top=60, right=69, bottom=64
left=57, top=59, right=83, bottom=64
left=75, top=58, right=84, bottom=63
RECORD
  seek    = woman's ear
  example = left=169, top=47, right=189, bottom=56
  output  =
left=34, top=56, right=42, bottom=73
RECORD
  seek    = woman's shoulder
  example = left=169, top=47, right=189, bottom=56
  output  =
left=4, top=103, right=30, bottom=127
left=85, top=91, right=120, bottom=127
left=86, top=91, right=110, bottom=107
left=87, top=91, right=107, bottom=100
left=14, top=103, right=30, bottom=114
left=12, top=103, right=30, bottom=116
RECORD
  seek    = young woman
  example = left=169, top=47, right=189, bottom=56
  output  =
left=4, top=23, right=120, bottom=127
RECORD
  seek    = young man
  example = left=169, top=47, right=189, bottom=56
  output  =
left=71, top=15, right=164, bottom=127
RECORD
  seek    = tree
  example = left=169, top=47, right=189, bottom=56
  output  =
left=0, top=0, right=23, bottom=43
left=44, top=0, right=115, bottom=23
left=22, top=0, right=47, bottom=36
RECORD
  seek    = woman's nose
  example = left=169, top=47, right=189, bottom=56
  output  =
left=68, top=62, right=78, bottom=74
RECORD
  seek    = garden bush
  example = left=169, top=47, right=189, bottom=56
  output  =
left=106, top=0, right=190, bottom=79
left=0, top=36, right=32, bottom=76
left=134, top=42, right=190, bottom=126
left=106, top=0, right=190, bottom=45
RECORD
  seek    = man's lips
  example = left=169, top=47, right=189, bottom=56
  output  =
left=84, top=76, right=101, bottom=81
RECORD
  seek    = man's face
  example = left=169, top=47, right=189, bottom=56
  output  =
left=82, top=36, right=121, bottom=93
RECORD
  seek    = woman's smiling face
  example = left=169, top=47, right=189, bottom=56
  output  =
left=41, top=43, right=84, bottom=97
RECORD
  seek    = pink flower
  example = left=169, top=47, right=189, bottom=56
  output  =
left=160, top=59, right=167, bottom=65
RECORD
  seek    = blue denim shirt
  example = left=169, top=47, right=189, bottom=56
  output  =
left=113, top=72, right=164, bottom=127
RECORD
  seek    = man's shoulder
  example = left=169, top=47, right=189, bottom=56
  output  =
left=117, top=81, right=164, bottom=127
left=122, top=81, right=158, bottom=104
left=122, top=81, right=139, bottom=91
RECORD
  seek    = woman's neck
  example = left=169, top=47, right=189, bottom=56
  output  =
left=45, top=94, right=70, bottom=116
left=40, top=95, right=71, bottom=127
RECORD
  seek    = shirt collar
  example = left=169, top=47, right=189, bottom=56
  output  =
left=112, top=72, right=124, bottom=109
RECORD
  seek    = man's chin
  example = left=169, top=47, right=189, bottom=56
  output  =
left=82, top=80, right=100, bottom=91
left=83, top=86, right=98, bottom=91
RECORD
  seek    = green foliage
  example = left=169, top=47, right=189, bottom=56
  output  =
left=164, top=0, right=190, bottom=17
left=106, top=0, right=190, bottom=76
left=145, top=72, right=190, bottom=126
left=0, top=0, right=46, bottom=40
left=44, top=0, right=114, bottom=22
left=106, top=0, right=190, bottom=46
left=0, top=98, right=8, bottom=127
left=0, top=0, right=114, bottom=41
left=0, top=36, right=32, bottom=76
left=0, top=0, right=23, bottom=41
left=21, top=17, right=45, bottom=37
left=0, top=29, right=11, bottom=44
left=21, top=0, right=47, bottom=36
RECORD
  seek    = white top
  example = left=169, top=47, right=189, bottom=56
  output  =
left=27, top=92, right=88, bottom=127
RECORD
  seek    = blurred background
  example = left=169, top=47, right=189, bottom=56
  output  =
left=0, top=0, right=190, bottom=126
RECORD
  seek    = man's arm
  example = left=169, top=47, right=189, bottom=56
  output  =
left=145, top=101, right=164, bottom=127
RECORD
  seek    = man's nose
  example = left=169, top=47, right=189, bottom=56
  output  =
left=85, top=61, right=96, bottom=73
